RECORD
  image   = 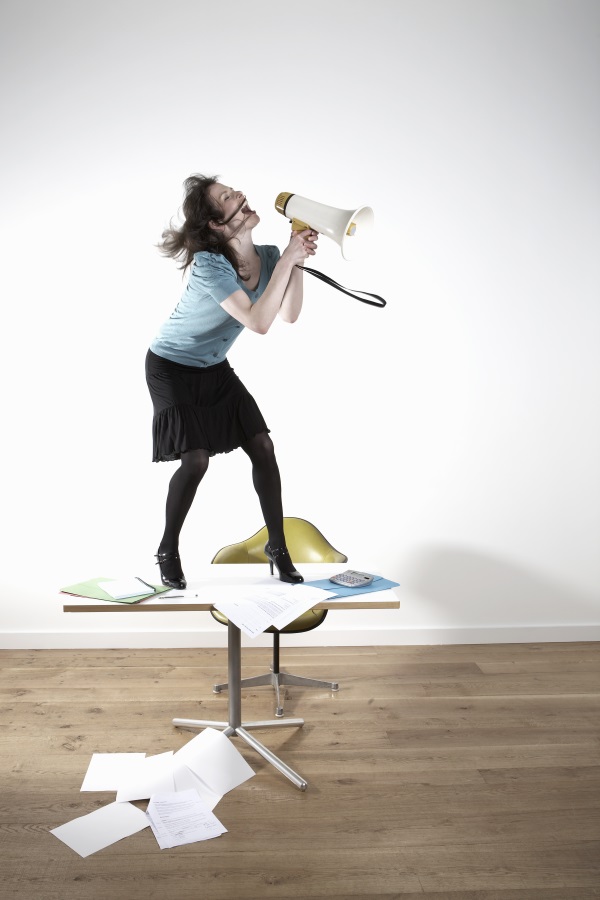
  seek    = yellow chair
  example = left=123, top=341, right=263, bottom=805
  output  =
left=211, top=517, right=348, bottom=717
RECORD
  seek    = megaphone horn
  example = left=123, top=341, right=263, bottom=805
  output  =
left=275, top=192, right=374, bottom=261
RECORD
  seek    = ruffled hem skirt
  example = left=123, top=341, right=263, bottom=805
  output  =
left=145, top=349, right=269, bottom=462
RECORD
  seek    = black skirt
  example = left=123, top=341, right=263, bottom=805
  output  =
left=145, top=349, right=269, bottom=462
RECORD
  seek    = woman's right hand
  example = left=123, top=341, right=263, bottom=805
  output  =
left=281, top=228, right=319, bottom=267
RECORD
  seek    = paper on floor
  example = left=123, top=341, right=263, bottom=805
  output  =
left=172, top=763, right=221, bottom=811
left=174, top=727, right=255, bottom=797
left=115, top=751, right=175, bottom=802
left=56, top=727, right=253, bottom=856
left=50, top=801, right=149, bottom=857
left=147, top=789, right=227, bottom=849
left=80, top=753, right=146, bottom=791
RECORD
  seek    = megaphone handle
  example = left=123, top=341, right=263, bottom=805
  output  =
left=290, top=217, right=312, bottom=232
left=297, top=265, right=387, bottom=308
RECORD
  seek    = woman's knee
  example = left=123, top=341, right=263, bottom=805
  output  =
left=243, top=431, right=276, bottom=466
left=179, top=448, right=210, bottom=481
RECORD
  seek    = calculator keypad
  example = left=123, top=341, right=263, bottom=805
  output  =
left=329, top=570, right=374, bottom=587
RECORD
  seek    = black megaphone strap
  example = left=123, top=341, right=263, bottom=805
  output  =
left=296, top=265, right=386, bottom=308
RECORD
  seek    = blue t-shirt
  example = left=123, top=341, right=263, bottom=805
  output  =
left=150, top=244, right=280, bottom=367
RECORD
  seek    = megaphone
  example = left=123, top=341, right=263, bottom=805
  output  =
left=275, top=192, right=374, bottom=261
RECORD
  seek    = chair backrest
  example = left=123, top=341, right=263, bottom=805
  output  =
left=211, top=517, right=348, bottom=565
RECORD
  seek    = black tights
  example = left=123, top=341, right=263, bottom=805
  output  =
left=157, top=432, right=286, bottom=555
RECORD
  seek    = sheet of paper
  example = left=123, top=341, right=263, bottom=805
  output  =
left=174, top=728, right=255, bottom=797
left=115, top=751, right=175, bottom=802
left=147, top=789, right=227, bottom=849
left=81, top=753, right=146, bottom=791
left=50, top=801, right=149, bottom=857
left=98, top=577, right=156, bottom=600
left=172, top=764, right=221, bottom=811
left=213, top=583, right=335, bottom=637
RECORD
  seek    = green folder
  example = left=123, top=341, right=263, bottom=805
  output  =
left=60, top=576, right=172, bottom=605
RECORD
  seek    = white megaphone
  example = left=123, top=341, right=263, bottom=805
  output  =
left=275, top=192, right=374, bottom=261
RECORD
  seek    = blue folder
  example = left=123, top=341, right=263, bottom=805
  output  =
left=303, top=575, right=400, bottom=599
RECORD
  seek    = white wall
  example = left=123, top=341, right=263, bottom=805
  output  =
left=1, top=0, right=598, bottom=648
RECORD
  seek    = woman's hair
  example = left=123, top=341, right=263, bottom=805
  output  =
left=158, top=174, right=247, bottom=278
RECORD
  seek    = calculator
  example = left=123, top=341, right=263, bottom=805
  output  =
left=329, top=570, right=374, bottom=588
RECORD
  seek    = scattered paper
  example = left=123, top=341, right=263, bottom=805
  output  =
left=55, top=722, right=255, bottom=856
left=174, top=728, right=255, bottom=798
left=147, top=789, right=227, bottom=849
left=50, top=801, right=149, bottom=857
left=115, top=751, right=175, bottom=802
left=81, top=753, right=146, bottom=792
left=213, top=583, right=335, bottom=638
left=172, top=763, right=221, bottom=811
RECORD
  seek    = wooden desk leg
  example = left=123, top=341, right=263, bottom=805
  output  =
left=173, top=621, right=308, bottom=790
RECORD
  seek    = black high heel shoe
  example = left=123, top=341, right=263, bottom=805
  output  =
left=155, top=551, right=187, bottom=590
left=264, top=543, right=304, bottom=584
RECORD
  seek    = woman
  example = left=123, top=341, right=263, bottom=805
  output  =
left=146, top=174, right=318, bottom=590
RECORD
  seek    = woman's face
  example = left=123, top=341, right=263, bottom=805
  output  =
left=208, top=183, right=260, bottom=236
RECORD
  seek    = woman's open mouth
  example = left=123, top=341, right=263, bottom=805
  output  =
left=222, top=197, right=254, bottom=225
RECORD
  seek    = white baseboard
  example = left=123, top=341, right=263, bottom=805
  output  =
left=1, top=624, right=599, bottom=649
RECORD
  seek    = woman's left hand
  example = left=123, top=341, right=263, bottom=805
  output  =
left=293, top=228, right=319, bottom=258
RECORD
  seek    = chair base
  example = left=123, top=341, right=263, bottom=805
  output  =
left=173, top=718, right=307, bottom=790
left=213, top=671, right=340, bottom=718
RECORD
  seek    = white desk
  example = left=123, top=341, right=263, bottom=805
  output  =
left=63, top=563, right=400, bottom=790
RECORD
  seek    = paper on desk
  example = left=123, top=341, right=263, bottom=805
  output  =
left=115, top=751, right=175, bottom=802
left=50, top=801, right=149, bottom=857
left=174, top=728, right=255, bottom=799
left=99, top=577, right=156, bottom=600
left=81, top=753, right=146, bottom=791
left=213, top=583, right=336, bottom=638
left=147, top=789, right=227, bottom=849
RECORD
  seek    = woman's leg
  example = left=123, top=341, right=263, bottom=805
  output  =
left=241, top=432, right=285, bottom=547
left=242, top=432, right=303, bottom=582
left=158, top=449, right=210, bottom=559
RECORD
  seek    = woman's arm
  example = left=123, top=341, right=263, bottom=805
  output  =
left=278, top=230, right=319, bottom=323
left=220, top=230, right=318, bottom=334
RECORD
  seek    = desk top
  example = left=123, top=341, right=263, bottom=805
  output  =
left=62, top=563, right=400, bottom=613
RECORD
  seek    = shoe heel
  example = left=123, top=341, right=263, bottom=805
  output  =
left=264, top=542, right=303, bottom=584
left=155, top=551, right=186, bottom=590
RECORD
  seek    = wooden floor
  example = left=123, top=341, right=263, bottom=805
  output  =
left=1, top=643, right=600, bottom=900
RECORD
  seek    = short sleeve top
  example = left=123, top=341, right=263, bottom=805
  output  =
left=150, top=244, right=281, bottom=367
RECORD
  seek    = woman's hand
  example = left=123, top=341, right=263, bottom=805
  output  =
left=281, top=228, right=319, bottom=267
